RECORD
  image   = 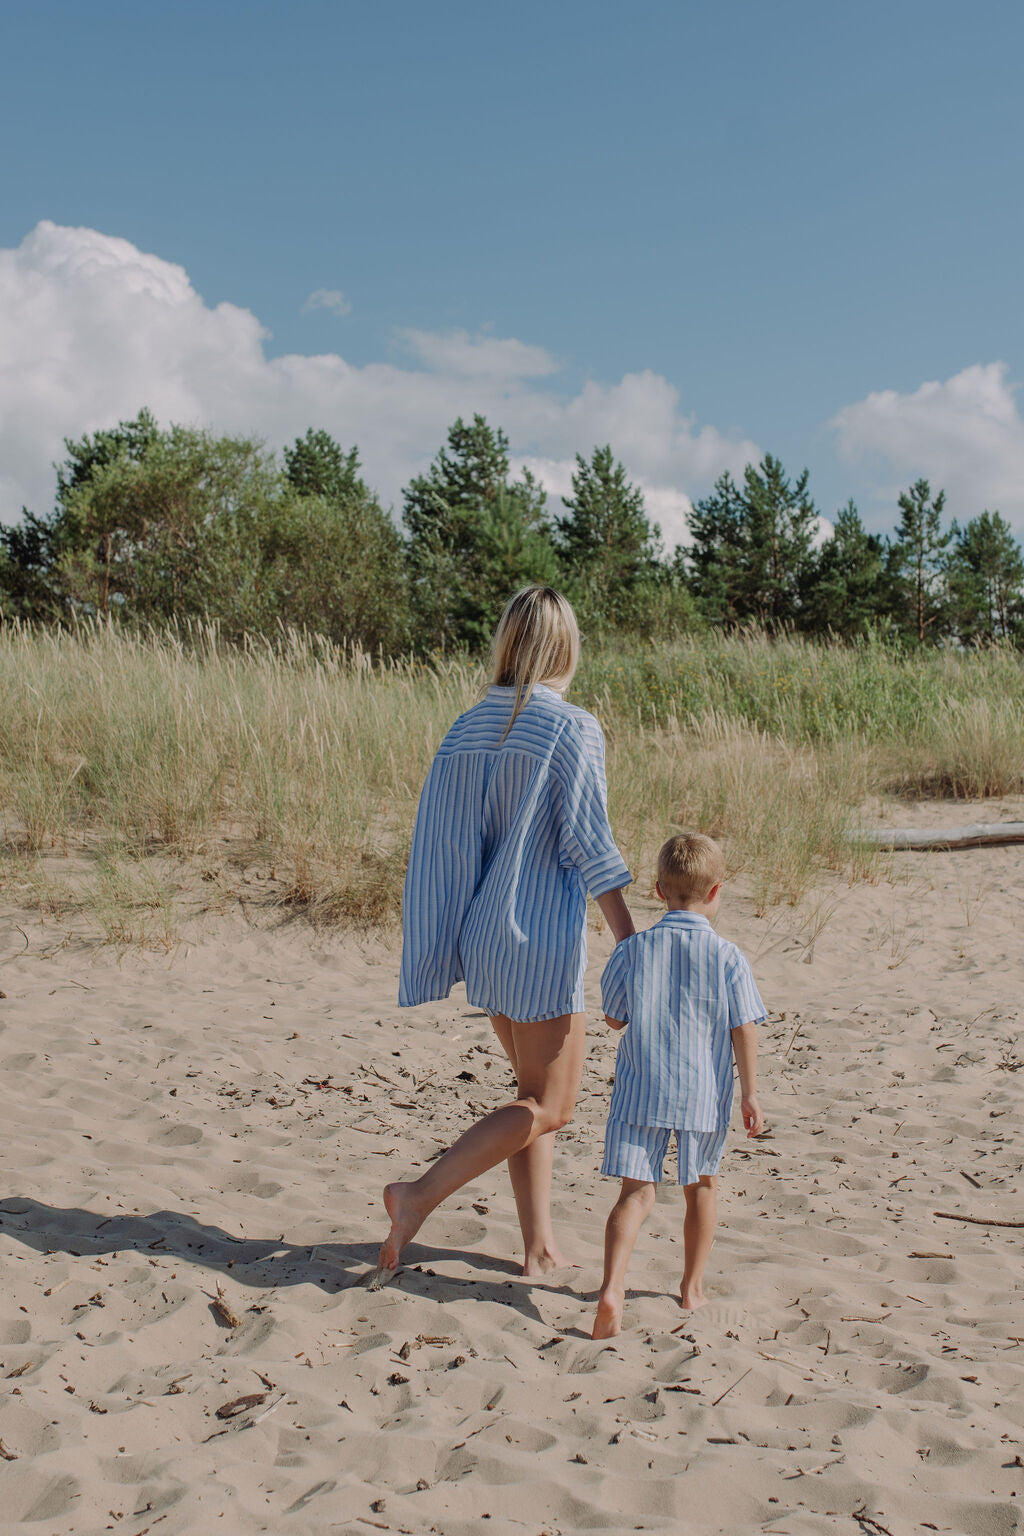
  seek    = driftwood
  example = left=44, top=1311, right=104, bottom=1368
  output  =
left=212, top=1284, right=243, bottom=1328
left=934, top=1210, right=1024, bottom=1228
left=852, top=823, right=1024, bottom=852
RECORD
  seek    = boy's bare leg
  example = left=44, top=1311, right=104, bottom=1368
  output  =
left=379, top=1012, right=585, bottom=1271
left=680, top=1175, right=716, bottom=1310
left=490, top=1013, right=568, bottom=1276
left=592, top=1178, right=656, bottom=1339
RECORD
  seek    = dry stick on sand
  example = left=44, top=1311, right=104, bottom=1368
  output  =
left=934, top=1210, right=1024, bottom=1229
left=212, top=1284, right=243, bottom=1327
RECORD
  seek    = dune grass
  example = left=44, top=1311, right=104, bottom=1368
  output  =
left=1, top=620, right=1022, bottom=943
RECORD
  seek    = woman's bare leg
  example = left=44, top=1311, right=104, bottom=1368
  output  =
left=491, top=1014, right=567, bottom=1276
left=379, top=1012, right=585, bottom=1270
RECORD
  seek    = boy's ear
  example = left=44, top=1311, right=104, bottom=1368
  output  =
left=654, top=879, right=666, bottom=901
left=706, top=881, right=723, bottom=903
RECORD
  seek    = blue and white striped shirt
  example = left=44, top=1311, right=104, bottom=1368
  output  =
left=399, top=684, right=632, bottom=1023
left=602, top=911, right=767, bottom=1131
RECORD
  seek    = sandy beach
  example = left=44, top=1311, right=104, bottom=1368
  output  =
left=1, top=802, right=1023, bottom=1536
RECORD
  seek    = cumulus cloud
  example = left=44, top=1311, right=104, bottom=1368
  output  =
left=831, top=362, right=1024, bottom=532
left=301, top=287, right=351, bottom=318
left=0, top=220, right=759, bottom=525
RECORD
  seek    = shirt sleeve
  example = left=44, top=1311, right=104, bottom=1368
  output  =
left=725, top=950, right=768, bottom=1029
left=552, top=716, right=632, bottom=899
left=601, top=942, right=632, bottom=1023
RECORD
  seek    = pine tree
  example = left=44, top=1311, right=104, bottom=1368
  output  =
left=402, top=416, right=554, bottom=650
left=890, top=479, right=951, bottom=643
left=738, top=455, right=817, bottom=624
left=556, top=446, right=661, bottom=631
left=685, top=471, right=747, bottom=624
left=800, top=501, right=887, bottom=637
left=284, top=428, right=363, bottom=502
left=947, top=510, right=1024, bottom=643
left=686, top=457, right=816, bottom=627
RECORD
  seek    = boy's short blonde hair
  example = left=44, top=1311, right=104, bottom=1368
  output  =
left=657, top=832, right=725, bottom=902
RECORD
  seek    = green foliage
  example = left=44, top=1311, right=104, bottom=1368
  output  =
left=556, top=445, right=670, bottom=634
left=947, top=510, right=1024, bottom=644
left=284, top=427, right=363, bottom=502
left=800, top=501, right=888, bottom=638
left=890, top=478, right=952, bottom=643
left=1, top=415, right=408, bottom=652
left=4, top=404, right=1024, bottom=660
left=0, top=410, right=161, bottom=618
left=402, top=414, right=556, bottom=650
left=686, top=456, right=817, bottom=627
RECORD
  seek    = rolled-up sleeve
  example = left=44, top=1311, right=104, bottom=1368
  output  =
left=552, top=718, right=632, bottom=898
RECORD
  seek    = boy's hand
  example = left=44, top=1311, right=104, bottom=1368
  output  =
left=741, top=1095, right=765, bottom=1137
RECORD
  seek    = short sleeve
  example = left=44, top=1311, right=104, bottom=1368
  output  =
left=552, top=718, right=632, bottom=899
left=601, top=942, right=632, bottom=1023
left=725, top=950, right=767, bottom=1029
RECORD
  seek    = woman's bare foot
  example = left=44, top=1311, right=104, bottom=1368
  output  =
left=522, top=1245, right=572, bottom=1278
left=679, top=1282, right=708, bottom=1311
left=379, top=1181, right=427, bottom=1271
left=592, top=1286, right=625, bottom=1339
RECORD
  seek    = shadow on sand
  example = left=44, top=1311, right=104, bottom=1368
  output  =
left=0, top=1197, right=597, bottom=1324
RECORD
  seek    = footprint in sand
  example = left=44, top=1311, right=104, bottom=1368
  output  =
left=147, top=1122, right=204, bottom=1147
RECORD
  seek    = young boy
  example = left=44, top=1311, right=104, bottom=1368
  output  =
left=592, top=832, right=767, bottom=1340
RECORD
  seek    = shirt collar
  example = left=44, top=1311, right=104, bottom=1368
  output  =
left=658, top=910, right=711, bottom=928
left=489, top=683, right=563, bottom=701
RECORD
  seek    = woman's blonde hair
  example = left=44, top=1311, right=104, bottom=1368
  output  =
left=490, top=585, right=580, bottom=736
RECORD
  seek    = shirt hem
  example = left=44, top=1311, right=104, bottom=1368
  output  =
left=466, top=995, right=584, bottom=1023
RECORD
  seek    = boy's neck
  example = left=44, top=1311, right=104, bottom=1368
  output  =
left=664, top=900, right=713, bottom=917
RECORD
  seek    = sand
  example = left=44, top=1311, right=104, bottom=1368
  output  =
left=1, top=805, right=1023, bottom=1535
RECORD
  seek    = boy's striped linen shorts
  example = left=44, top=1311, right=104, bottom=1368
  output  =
left=601, top=1120, right=728, bottom=1186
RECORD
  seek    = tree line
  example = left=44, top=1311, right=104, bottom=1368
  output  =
left=2, top=407, right=1022, bottom=650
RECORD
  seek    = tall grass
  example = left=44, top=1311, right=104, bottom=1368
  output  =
left=1, top=621, right=1022, bottom=938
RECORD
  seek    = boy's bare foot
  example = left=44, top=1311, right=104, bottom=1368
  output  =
left=379, top=1181, right=427, bottom=1271
left=679, top=1283, right=708, bottom=1311
left=592, top=1287, right=625, bottom=1339
left=522, top=1245, right=572, bottom=1278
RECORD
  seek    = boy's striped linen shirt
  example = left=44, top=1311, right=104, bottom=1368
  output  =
left=399, top=684, right=631, bottom=1023
left=601, top=911, right=766, bottom=1131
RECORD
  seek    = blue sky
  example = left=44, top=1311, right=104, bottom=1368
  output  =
left=2, top=0, right=1023, bottom=541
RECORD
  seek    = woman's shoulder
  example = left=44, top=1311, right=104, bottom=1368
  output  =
left=555, top=698, right=606, bottom=753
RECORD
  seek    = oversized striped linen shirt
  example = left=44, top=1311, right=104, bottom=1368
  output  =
left=399, top=684, right=631, bottom=1022
left=602, top=911, right=767, bottom=1131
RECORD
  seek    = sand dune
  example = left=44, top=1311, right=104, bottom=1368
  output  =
left=1, top=809, right=1023, bottom=1534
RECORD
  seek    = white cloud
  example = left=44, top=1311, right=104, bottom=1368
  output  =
left=831, top=362, right=1024, bottom=532
left=398, top=328, right=559, bottom=379
left=0, top=220, right=759, bottom=525
left=301, top=287, right=351, bottom=318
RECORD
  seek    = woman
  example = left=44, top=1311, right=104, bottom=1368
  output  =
left=380, top=586, right=634, bottom=1276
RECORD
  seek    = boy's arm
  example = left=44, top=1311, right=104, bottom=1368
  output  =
left=604, top=1013, right=628, bottom=1031
left=730, top=1021, right=764, bottom=1137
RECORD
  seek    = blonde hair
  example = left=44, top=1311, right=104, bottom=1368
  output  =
left=657, top=832, right=726, bottom=902
left=490, top=585, right=580, bottom=736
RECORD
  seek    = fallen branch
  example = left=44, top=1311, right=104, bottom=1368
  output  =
left=934, top=1210, right=1024, bottom=1229
left=212, top=1284, right=242, bottom=1328
left=852, top=822, right=1024, bottom=852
